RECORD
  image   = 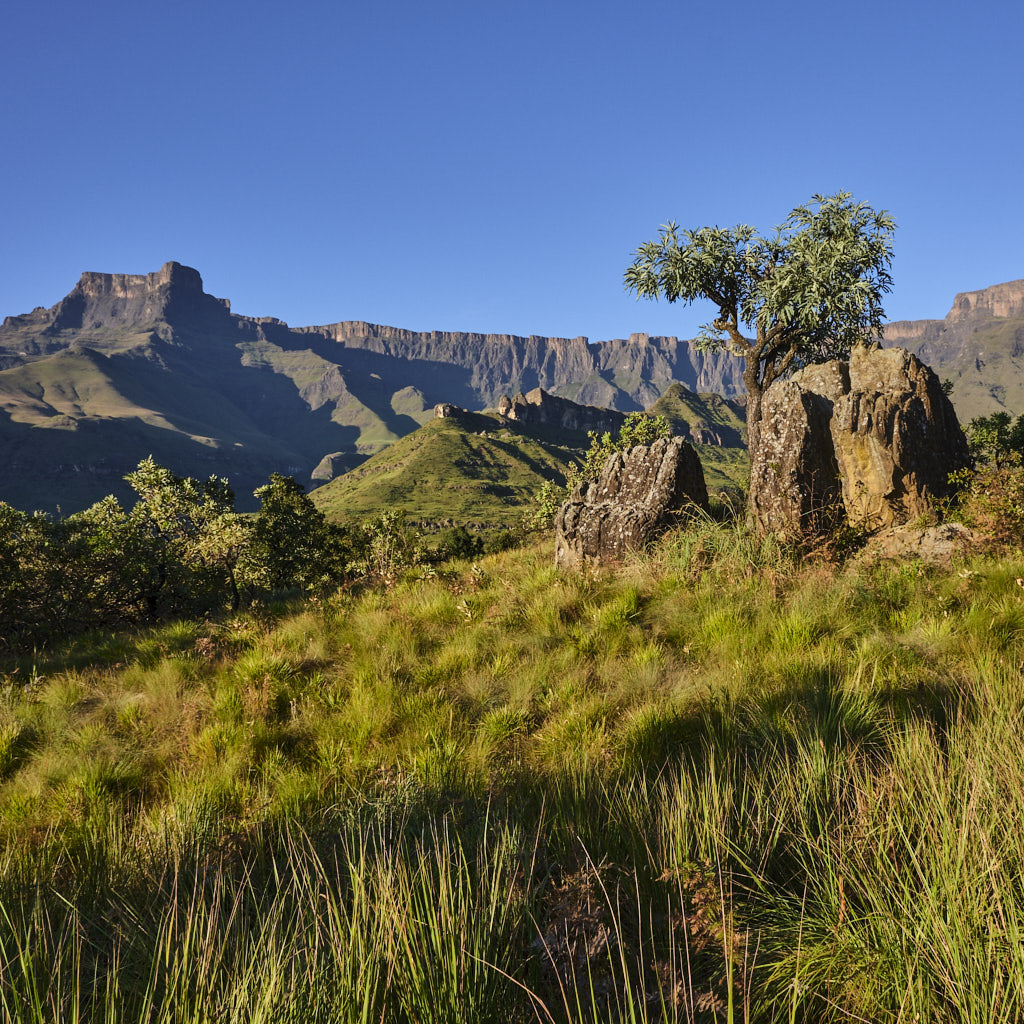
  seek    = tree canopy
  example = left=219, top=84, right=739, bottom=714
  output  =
left=624, top=192, right=896, bottom=456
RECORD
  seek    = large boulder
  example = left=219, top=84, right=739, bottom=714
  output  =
left=751, top=345, right=971, bottom=537
left=554, top=437, right=708, bottom=569
left=832, top=346, right=970, bottom=527
left=859, top=522, right=978, bottom=566
left=748, top=380, right=844, bottom=539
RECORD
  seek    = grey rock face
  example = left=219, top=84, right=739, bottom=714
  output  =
left=832, top=346, right=971, bottom=527
left=748, top=381, right=844, bottom=539
left=498, top=387, right=626, bottom=435
left=751, top=346, right=971, bottom=537
left=554, top=437, right=708, bottom=569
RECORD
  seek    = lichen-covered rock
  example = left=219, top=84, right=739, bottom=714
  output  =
left=554, top=502, right=667, bottom=569
left=554, top=437, right=708, bottom=569
left=831, top=347, right=970, bottom=527
left=579, top=436, right=709, bottom=509
left=751, top=346, right=971, bottom=537
left=749, top=380, right=844, bottom=538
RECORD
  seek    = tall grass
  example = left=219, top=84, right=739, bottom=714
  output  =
left=4, top=521, right=1024, bottom=1019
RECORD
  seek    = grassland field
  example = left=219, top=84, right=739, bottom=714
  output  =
left=1, top=513, right=1023, bottom=1021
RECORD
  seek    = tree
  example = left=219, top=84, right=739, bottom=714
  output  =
left=966, top=411, right=1024, bottom=468
left=123, top=456, right=243, bottom=616
left=242, top=473, right=344, bottom=593
left=624, top=192, right=895, bottom=468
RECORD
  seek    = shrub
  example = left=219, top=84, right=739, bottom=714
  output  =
left=951, top=463, right=1024, bottom=548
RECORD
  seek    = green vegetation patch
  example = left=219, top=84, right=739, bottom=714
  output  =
left=2, top=521, right=1024, bottom=1019
left=310, top=416, right=581, bottom=530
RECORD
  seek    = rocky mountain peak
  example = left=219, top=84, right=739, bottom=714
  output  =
left=497, top=387, right=627, bottom=435
left=75, top=261, right=203, bottom=298
left=50, top=261, right=230, bottom=333
left=945, top=279, right=1024, bottom=323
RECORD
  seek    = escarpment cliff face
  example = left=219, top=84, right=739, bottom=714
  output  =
left=0, top=263, right=232, bottom=368
left=300, top=323, right=746, bottom=409
left=9, top=263, right=1016, bottom=517
left=885, top=279, right=1024, bottom=421
left=0, top=262, right=745, bottom=513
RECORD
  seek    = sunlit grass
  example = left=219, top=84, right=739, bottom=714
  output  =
left=3, top=521, right=1024, bottom=1019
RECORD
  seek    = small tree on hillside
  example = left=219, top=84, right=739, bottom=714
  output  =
left=243, top=473, right=346, bottom=593
left=124, top=457, right=243, bottom=615
left=624, top=192, right=895, bottom=472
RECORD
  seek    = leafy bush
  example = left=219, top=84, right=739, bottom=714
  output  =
left=566, top=412, right=672, bottom=492
left=0, top=462, right=359, bottom=651
left=966, top=411, right=1024, bottom=467
left=430, top=525, right=485, bottom=561
left=345, top=510, right=421, bottom=586
left=951, top=463, right=1024, bottom=548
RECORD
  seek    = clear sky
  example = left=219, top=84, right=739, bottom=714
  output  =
left=3, top=0, right=1023, bottom=342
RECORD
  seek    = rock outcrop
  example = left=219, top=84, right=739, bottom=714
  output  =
left=497, top=387, right=626, bottom=435
left=748, top=380, right=845, bottom=539
left=860, top=523, right=978, bottom=566
left=751, top=346, right=971, bottom=537
left=944, top=280, right=1024, bottom=322
left=50, top=262, right=230, bottom=334
left=832, top=346, right=970, bottom=526
left=554, top=437, right=709, bottom=569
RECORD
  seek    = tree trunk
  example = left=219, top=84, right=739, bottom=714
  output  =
left=743, top=362, right=764, bottom=471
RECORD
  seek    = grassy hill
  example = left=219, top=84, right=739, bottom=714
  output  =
left=310, top=408, right=751, bottom=531
left=649, top=382, right=749, bottom=498
left=0, top=345, right=314, bottom=512
left=1, top=522, right=1023, bottom=1019
left=310, top=413, right=581, bottom=530
left=648, top=381, right=747, bottom=445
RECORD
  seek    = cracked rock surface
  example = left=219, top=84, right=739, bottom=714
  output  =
left=554, top=437, right=708, bottom=569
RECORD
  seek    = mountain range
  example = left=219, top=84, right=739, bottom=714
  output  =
left=883, top=279, right=1024, bottom=419
left=1, top=262, right=1021, bottom=514
left=0, top=263, right=743, bottom=512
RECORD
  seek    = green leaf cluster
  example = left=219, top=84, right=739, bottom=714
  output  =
left=625, top=191, right=894, bottom=362
left=0, top=462, right=352, bottom=651
left=966, top=411, right=1024, bottom=468
left=624, top=192, right=895, bottom=467
left=566, top=412, right=672, bottom=492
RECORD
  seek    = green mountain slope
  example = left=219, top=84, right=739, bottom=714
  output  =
left=311, top=405, right=751, bottom=531
left=649, top=383, right=748, bottom=497
left=310, top=414, right=581, bottom=530
left=648, top=382, right=746, bottom=446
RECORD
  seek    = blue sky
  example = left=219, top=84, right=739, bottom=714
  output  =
left=3, top=0, right=1023, bottom=342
